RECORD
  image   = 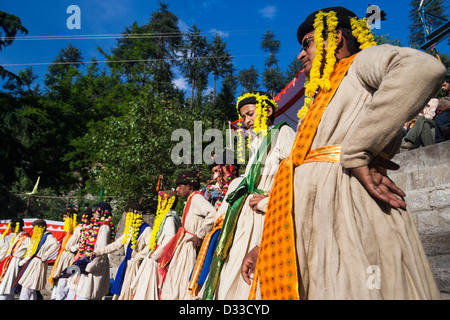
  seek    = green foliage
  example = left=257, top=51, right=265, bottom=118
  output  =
left=73, top=87, right=196, bottom=209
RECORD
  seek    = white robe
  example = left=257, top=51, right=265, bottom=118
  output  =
left=215, top=125, right=296, bottom=300
left=292, top=45, right=444, bottom=299
left=94, top=224, right=152, bottom=300
left=160, top=194, right=215, bottom=300
left=0, top=232, right=31, bottom=296
left=75, top=224, right=111, bottom=300
left=131, top=215, right=178, bottom=300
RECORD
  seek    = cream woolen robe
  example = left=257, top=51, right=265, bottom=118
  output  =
left=131, top=215, right=178, bottom=300
left=93, top=223, right=152, bottom=300
left=50, top=226, right=81, bottom=282
left=160, top=194, right=215, bottom=300
left=0, top=232, right=31, bottom=296
left=75, top=224, right=111, bottom=300
left=18, top=232, right=60, bottom=291
left=215, top=125, right=296, bottom=300
left=292, top=44, right=445, bottom=300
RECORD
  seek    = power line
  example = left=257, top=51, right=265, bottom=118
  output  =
left=2, top=28, right=296, bottom=42
left=1, top=52, right=299, bottom=67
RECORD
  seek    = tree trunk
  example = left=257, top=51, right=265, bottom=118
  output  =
left=190, top=78, right=195, bottom=109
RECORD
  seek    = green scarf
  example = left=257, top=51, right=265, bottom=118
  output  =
left=203, top=121, right=287, bottom=299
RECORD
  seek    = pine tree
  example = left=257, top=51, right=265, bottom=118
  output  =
left=408, top=0, right=448, bottom=47
left=261, top=30, right=286, bottom=96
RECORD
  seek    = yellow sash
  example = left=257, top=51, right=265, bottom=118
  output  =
left=249, top=54, right=357, bottom=300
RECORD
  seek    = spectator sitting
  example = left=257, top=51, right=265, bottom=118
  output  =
left=435, top=76, right=450, bottom=143
left=401, top=98, right=439, bottom=150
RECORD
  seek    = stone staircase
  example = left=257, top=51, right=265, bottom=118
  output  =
left=389, top=140, right=450, bottom=299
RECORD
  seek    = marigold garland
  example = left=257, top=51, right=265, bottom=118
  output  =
left=63, top=214, right=77, bottom=234
left=6, top=222, right=21, bottom=254
left=122, top=211, right=143, bottom=249
left=350, top=17, right=377, bottom=50
left=297, top=11, right=377, bottom=121
left=297, top=11, right=326, bottom=120
left=78, top=211, right=114, bottom=255
left=148, top=192, right=176, bottom=252
left=1, top=222, right=11, bottom=240
left=24, top=225, right=46, bottom=259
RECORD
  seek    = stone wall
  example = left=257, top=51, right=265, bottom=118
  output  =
left=389, top=140, right=450, bottom=299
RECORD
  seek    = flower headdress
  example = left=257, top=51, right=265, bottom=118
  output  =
left=296, top=8, right=377, bottom=120
left=2, top=221, right=21, bottom=255
left=235, top=91, right=278, bottom=162
left=63, top=208, right=78, bottom=234
left=78, top=204, right=115, bottom=255
left=148, top=191, right=177, bottom=252
left=236, top=91, right=278, bottom=137
left=175, top=170, right=201, bottom=190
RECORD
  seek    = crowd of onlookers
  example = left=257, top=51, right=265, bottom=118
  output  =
left=401, top=76, right=450, bottom=150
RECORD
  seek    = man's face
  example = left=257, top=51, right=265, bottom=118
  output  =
left=239, top=104, right=257, bottom=130
left=211, top=165, right=223, bottom=183
left=297, top=30, right=317, bottom=77
left=442, top=81, right=450, bottom=93
left=297, top=30, right=332, bottom=77
left=176, top=184, right=192, bottom=199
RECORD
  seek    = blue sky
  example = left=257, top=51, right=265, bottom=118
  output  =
left=1, top=0, right=449, bottom=92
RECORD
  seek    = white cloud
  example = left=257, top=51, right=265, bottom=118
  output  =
left=173, top=77, right=189, bottom=91
left=209, top=28, right=230, bottom=38
left=259, top=5, right=277, bottom=19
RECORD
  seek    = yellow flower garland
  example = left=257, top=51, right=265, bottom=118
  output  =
left=297, top=11, right=377, bottom=121
left=148, top=194, right=176, bottom=252
left=63, top=214, right=77, bottom=234
left=1, top=222, right=11, bottom=240
left=236, top=121, right=246, bottom=164
left=6, top=223, right=21, bottom=254
left=297, top=11, right=326, bottom=120
left=123, top=210, right=143, bottom=249
left=350, top=17, right=377, bottom=50
left=25, top=225, right=46, bottom=259
left=235, top=92, right=278, bottom=138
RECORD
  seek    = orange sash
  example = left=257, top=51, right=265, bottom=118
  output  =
left=0, top=232, right=30, bottom=283
left=48, top=226, right=78, bottom=284
left=159, top=191, right=199, bottom=270
left=249, top=54, right=357, bottom=300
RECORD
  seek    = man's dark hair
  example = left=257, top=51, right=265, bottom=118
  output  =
left=339, top=28, right=361, bottom=55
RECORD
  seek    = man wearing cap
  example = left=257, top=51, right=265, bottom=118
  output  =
left=203, top=91, right=296, bottom=300
left=160, top=170, right=215, bottom=300
left=18, top=219, right=60, bottom=300
left=0, top=218, right=30, bottom=300
left=245, top=7, right=445, bottom=300
left=435, top=76, right=450, bottom=143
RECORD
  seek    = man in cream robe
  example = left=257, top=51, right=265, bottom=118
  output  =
left=248, top=7, right=445, bottom=300
left=160, top=171, right=215, bottom=300
left=18, top=219, right=60, bottom=300
left=50, top=208, right=81, bottom=300
left=0, top=218, right=30, bottom=300
left=92, top=204, right=152, bottom=300
left=212, top=92, right=295, bottom=300
left=75, top=202, right=113, bottom=300
left=131, top=192, right=181, bottom=300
